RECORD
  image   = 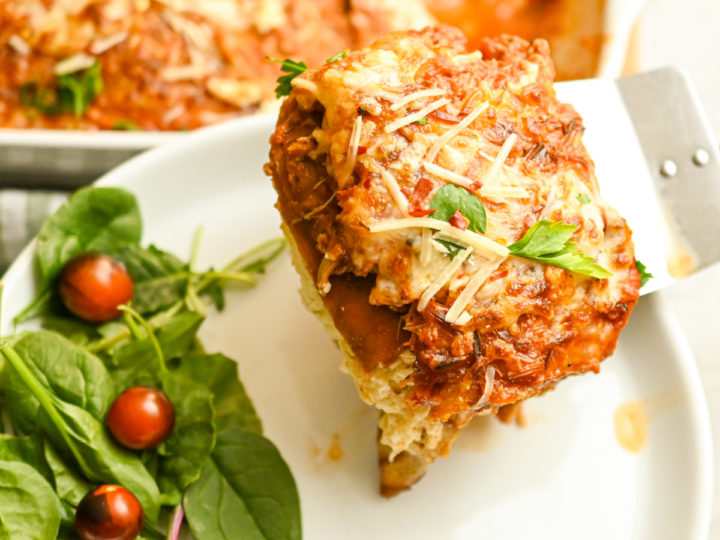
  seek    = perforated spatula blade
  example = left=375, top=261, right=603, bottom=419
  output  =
left=556, top=67, right=720, bottom=294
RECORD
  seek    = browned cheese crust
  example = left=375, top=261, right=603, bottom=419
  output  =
left=266, top=26, right=640, bottom=494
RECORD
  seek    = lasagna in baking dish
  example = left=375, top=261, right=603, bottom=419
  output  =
left=266, top=26, right=640, bottom=495
left=0, top=0, right=432, bottom=130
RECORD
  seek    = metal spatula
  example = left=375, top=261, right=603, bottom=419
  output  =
left=556, top=67, right=720, bottom=294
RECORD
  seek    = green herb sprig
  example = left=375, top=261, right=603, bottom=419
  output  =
left=20, top=61, right=103, bottom=118
left=508, top=220, right=612, bottom=279
left=267, top=57, right=308, bottom=98
left=635, top=260, right=653, bottom=287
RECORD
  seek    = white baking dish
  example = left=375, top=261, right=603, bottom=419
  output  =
left=0, top=0, right=650, bottom=187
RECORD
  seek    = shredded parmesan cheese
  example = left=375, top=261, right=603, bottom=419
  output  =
left=7, top=35, right=30, bottom=55
left=54, top=53, right=96, bottom=76
left=368, top=218, right=509, bottom=258
left=484, top=133, right=518, bottom=185
left=426, top=101, right=489, bottom=163
left=384, top=98, right=450, bottom=133
left=445, top=257, right=505, bottom=323
left=379, top=171, right=409, bottom=214
left=453, top=311, right=473, bottom=326
left=90, top=32, right=128, bottom=54
left=472, top=366, right=496, bottom=410
left=291, top=78, right=319, bottom=95
left=417, top=246, right=473, bottom=311
left=390, top=88, right=446, bottom=111
left=480, top=186, right=529, bottom=200
left=162, top=64, right=213, bottom=81
left=420, top=228, right=433, bottom=266
left=339, top=115, right=363, bottom=185
left=422, top=162, right=475, bottom=190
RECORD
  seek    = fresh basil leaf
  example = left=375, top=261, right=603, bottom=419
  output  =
left=576, top=193, right=591, bottom=204
left=107, top=311, right=204, bottom=390
left=635, top=260, right=653, bottom=287
left=44, top=440, right=93, bottom=507
left=155, top=370, right=215, bottom=500
left=508, top=220, right=612, bottom=279
left=267, top=57, right=307, bottom=98
left=434, top=238, right=464, bottom=260
left=0, top=460, right=62, bottom=540
left=184, top=429, right=301, bottom=540
left=56, top=61, right=103, bottom=117
left=113, top=119, right=140, bottom=131
left=430, top=184, right=486, bottom=233
left=179, top=353, right=262, bottom=435
left=5, top=332, right=114, bottom=433
left=0, top=434, right=53, bottom=483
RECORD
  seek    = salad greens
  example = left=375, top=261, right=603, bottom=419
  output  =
left=0, top=186, right=299, bottom=539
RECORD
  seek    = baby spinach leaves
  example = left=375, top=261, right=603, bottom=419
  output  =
left=0, top=460, right=63, bottom=540
left=184, top=429, right=301, bottom=540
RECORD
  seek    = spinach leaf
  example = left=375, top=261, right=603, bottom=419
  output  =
left=155, top=371, right=215, bottom=501
left=17, top=187, right=141, bottom=323
left=430, top=184, right=487, bottom=233
left=44, top=441, right=93, bottom=507
left=1, top=343, right=161, bottom=522
left=184, top=429, right=301, bottom=540
left=180, top=353, right=262, bottom=435
left=40, top=315, right=100, bottom=346
left=0, top=434, right=53, bottom=482
left=107, top=311, right=204, bottom=390
left=0, top=460, right=62, bottom=540
left=4, top=332, right=114, bottom=434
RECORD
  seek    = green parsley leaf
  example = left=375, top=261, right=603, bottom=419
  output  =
left=429, top=184, right=486, bottom=234
left=20, top=61, right=103, bottom=118
left=508, top=219, right=612, bottom=279
left=635, top=260, right=653, bottom=287
left=113, top=119, right=141, bottom=131
left=414, top=117, right=428, bottom=125
left=326, top=49, right=348, bottom=63
left=266, top=57, right=308, bottom=98
left=434, top=238, right=465, bottom=259
left=576, top=193, right=591, bottom=204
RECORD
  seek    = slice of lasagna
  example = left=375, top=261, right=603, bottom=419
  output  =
left=266, top=26, right=640, bottom=496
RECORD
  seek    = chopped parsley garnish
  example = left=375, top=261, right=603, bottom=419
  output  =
left=112, top=119, right=140, bottom=131
left=20, top=61, right=103, bottom=118
left=326, top=49, right=348, bottom=63
left=635, top=260, right=653, bottom=287
left=266, top=57, right=308, bottom=98
left=430, top=184, right=486, bottom=234
left=415, top=117, right=429, bottom=125
left=577, top=193, right=591, bottom=204
left=508, top=220, right=612, bottom=279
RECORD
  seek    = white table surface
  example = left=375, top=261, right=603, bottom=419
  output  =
left=635, top=1, right=720, bottom=537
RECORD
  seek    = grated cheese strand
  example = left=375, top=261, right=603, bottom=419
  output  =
left=426, top=101, right=489, bottom=163
left=390, top=88, right=446, bottom=111
left=417, top=246, right=474, bottom=311
left=379, top=170, right=409, bottom=214
left=54, top=53, right=96, bottom=75
left=480, top=186, right=529, bottom=200
left=445, top=257, right=505, bottom=323
left=484, top=133, right=518, bottom=185
left=339, top=115, right=363, bottom=185
left=423, top=162, right=475, bottom=190
left=472, top=366, right=496, bottom=410
left=291, top=78, right=319, bottom=95
left=368, top=217, right=509, bottom=258
left=420, top=228, right=433, bottom=266
left=384, top=98, right=450, bottom=133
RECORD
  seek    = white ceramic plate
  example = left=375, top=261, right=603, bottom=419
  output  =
left=1, top=115, right=713, bottom=540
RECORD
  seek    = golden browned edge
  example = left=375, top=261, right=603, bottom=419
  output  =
left=281, top=220, right=478, bottom=495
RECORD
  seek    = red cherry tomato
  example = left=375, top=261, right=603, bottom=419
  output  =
left=75, top=484, right=143, bottom=540
left=58, top=253, right=134, bottom=322
left=107, top=387, right=175, bottom=450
